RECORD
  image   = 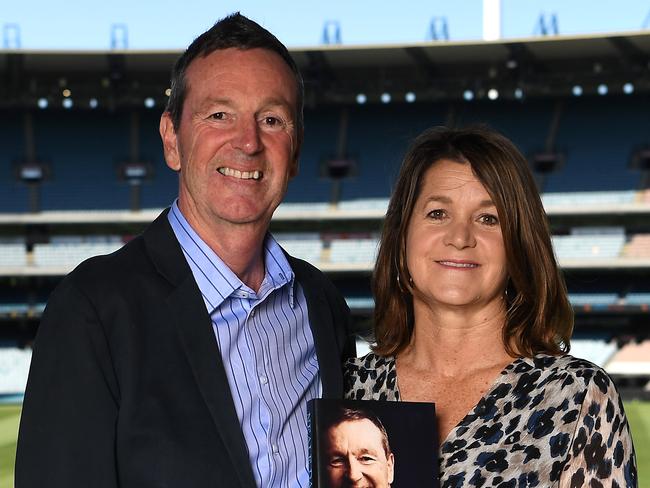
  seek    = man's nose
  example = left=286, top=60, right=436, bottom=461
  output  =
left=346, top=458, right=363, bottom=482
left=232, top=117, right=262, bottom=155
left=444, top=220, right=477, bottom=249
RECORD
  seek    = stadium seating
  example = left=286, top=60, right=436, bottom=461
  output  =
left=274, top=233, right=323, bottom=264
left=329, top=237, right=379, bottom=264
left=0, top=242, right=27, bottom=267
left=3, top=101, right=650, bottom=212
left=541, top=190, right=637, bottom=207
left=545, top=97, right=649, bottom=192
left=568, top=293, right=620, bottom=307
left=285, top=107, right=343, bottom=203
left=570, top=338, right=618, bottom=367
left=0, top=347, right=32, bottom=395
left=625, top=293, right=650, bottom=306
left=344, top=296, right=375, bottom=310
left=605, top=340, right=650, bottom=375
left=33, top=236, right=123, bottom=267
left=0, top=111, right=31, bottom=213
left=623, top=234, right=650, bottom=258
left=552, top=234, right=626, bottom=259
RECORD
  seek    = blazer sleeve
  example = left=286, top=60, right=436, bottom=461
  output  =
left=333, top=285, right=356, bottom=361
left=15, top=278, right=120, bottom=488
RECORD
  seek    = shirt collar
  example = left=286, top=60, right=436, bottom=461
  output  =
left=167, top=200, right=295, bottom=314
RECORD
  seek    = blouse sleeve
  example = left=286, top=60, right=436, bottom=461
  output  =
left=560, top=368, right=638, bottom=488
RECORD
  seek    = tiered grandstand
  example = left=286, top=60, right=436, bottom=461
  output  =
left=1, top=31, right=650, bottom=402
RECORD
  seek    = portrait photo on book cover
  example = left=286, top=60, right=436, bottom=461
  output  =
left=309, top=399, right=438, bottom=488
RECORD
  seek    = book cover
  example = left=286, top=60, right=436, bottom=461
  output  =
left=308, top=398, right=438, bottom=488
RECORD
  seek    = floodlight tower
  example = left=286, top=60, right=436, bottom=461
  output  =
left=483, top=0, right=501, bottom=41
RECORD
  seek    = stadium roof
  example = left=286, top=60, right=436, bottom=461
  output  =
left=1, top=30, right=650, bottom=108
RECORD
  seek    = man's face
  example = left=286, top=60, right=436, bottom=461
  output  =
left=325, top=419, right=395, bottom=488
left=160, top=47, right=300, bottom=235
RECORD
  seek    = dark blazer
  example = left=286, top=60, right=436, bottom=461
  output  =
left=15, top=210, right=354, bottom=488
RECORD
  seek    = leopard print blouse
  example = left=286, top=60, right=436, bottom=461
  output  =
left=344, top=353, right=638, bottom=487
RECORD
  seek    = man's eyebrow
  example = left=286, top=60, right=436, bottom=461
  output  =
left=196, top=97, right=293, bottom=114
left=356, top=447, right=379, bottom=455
left=200, top=97, right=234, bottom=107
left=258, top=97, right=294, bottom=114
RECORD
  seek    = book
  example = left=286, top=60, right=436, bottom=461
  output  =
left=308, top=398, right=438, bottom=488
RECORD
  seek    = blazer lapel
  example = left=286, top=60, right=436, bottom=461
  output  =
left=144, top=210, right=257, bottom=488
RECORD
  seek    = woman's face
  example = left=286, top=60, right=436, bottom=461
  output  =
left=405, top=159, right=508, bottom=313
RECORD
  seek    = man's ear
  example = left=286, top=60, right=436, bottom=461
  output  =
left=386, top=452, right=395, bottom=485
left=289, top=126, right=304, bottom=179
left=160, top=112, right=181, bottom=171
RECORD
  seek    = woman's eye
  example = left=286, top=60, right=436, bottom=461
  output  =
left=479, top=214, right=499, bottom=226
left=427, top=209, right=446, bottom=220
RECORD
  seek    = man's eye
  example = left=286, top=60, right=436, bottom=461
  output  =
left=329, top=457, right=345, bottom=467
left=262, top=116, right=284, bottom=128
left=210, top=112, right=226, bottom=120
left=359, top=455, right=377, bottom=464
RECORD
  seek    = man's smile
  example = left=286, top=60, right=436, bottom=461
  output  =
left=217, top=166, right=263, bottom=180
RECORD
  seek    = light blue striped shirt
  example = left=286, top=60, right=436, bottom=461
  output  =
left=168, top=202, right=321, bottom=488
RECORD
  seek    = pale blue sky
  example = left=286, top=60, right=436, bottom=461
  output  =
left=1, top=0, right=649, bottom=49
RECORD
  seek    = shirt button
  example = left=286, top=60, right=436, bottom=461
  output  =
left=259, top=375, right=268, bottom=385
left=250, top=309, right=256, bottom=317
left=271, top=444, right=279, bottom=454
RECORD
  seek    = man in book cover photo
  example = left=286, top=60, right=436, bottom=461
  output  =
left=323, top=407, right=395, bottom=488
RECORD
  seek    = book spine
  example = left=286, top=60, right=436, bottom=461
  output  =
left=307, top=399, right=321, bottom=488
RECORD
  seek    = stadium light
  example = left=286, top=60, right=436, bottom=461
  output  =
left=144, top=97, right=155, bottom=108
left=355, top=93, right=367, bottom=105
left=380, top=93, right=391, bottom=104
left=405, top=92, right=416, bottom=103
left=37, top=98, right=48, bottom=109
left=62, top=89, right=71, bottom=98
left=62, top=98, right=73, bottom=109
left=572, top=85, right=583, bottom=96
left=89, top=98, right=99, bottom=109
left=487, top=88, right=499, bottom=100
left=463, top=90, right=474, bottom=101
left=514, top=88, right=524, bottom=99
left=623, top=83, right=634, bottom=95
left=597, top=84, right=608, bottom=96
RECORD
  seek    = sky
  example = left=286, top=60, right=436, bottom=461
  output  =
left=1, top=0, right=649, bottom=50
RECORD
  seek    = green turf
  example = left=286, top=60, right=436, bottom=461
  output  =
left=0, top=402, right=648, bottom=487
left=626, top=400, right=650, bottom=488
left=0, top=405, right=20, bottom=488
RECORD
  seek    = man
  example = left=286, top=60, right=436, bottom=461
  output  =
left=16, top=13, right=353, bottom=488
left=323, top=408, right=395, bottom=488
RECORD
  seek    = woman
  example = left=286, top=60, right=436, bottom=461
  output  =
left=344, top=126, right=637, bottom=487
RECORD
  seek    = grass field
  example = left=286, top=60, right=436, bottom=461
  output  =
left=627, top=400, right=650, bottom=487
left=0, top=401, right=648, bottom=487
left=0, top=405, right=20, bottom=488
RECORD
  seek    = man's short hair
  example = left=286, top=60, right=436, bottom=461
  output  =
left=325, top=406, right=392, bottom=457
left=165, top=12, right=304, bottom=134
